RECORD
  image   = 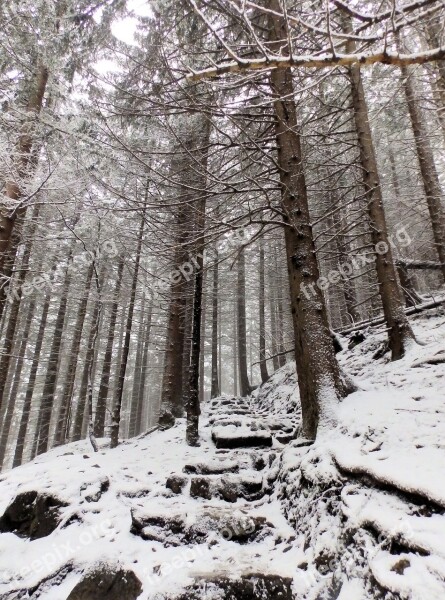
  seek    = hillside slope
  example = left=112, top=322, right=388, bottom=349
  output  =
left=0, top=307, right=444, bottom=599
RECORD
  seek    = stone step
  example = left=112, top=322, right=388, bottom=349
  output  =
left=190, top=473, right=264, bottom=502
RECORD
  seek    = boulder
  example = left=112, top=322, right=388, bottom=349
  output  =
left=0, top=491, right=67, bottom=539
left=67, top=566, right=142, bottom=600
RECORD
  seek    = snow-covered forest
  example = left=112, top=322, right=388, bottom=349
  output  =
left=0, top=0, right=444, bottom=598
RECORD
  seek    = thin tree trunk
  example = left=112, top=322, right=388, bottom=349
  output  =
left=398, top=58, right=445, bottom=281
left=110, top=212, right=145, bottom=448
left=135, top=299, right=153, bottom=435
left=259, top=238, right=269, bottom=384
left=93, top=255, right=124, bottom=437
left=53, top=262, right=94, bottom=447
left=237, top=247, right=252, bottom=397
left=342, top=14, right=416, bottom=360
left=210, top=249, right=220, bottom=398
left=128, top=295, right=146, bottom=438
left=0, top=297, right=36, bottom=468
left=36, top=255, right=74, bottom=455
left=71, top=295, right=101, bottom=442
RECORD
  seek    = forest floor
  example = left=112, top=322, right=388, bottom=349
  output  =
left=0, top=306, right=444, bottom=600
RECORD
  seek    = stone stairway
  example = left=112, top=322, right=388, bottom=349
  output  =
left=128, top=394, right=300, bottom=599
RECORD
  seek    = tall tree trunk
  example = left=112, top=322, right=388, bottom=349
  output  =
left=0, top=296, right=36, bottom=468
left=268, top=2, right=347, bottom=438
left=185, top=115, right=210, bottom=447
left=342, top=14, right=416, bottom=359
left=94, top=255, right=125, bottom=437
left=0, top=65, right=48, bottom=278
left=128, top=296, right=146, bottom=438
left=398, top=59, right=445, bottom=281
left=259, top=238, right=269, bottom=384
left=0, top=205, right=40, bottom=416
left=36, top=255, right=74, bottom=455
left=233, top=291, right=238, bottom=396
left=12, top=269, right=55, bottom=467
left=158, top=204, right=189, bottom=428
left=53, top=262, right=94, bottom=447
left=134, top=300, right=153, bottom=436
left=210, top=249, right=220, bottom=398
left=237, top=247, right=252, bottom=397
left=71, top=295, right=101, bottom=442
left=110, top=212, right=145, bottom=449
left=268, top=252, right=280, bottom=372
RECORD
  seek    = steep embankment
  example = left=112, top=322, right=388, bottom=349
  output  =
left=0, top=306, right=444, bottom=599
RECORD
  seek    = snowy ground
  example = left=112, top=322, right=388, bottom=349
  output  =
left=0, top=306, right=444, bottom=599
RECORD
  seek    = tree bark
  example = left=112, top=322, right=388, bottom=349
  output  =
left=268, top=0, right=347, bottom=438
left=259, top=238, right=269, bottom=384
left=237, top=247, right=252, bottom=397
left=110, top=212, right=145, bottom=449
left=53, top=262, right=94, bottom=447
left=399, top=60, right=445, bottom=281
left=0, top=65, right=48, bottom=278
left=12, top=267, right=55, bottom=467
left=93, top=254, right=125, bottom=437
left=210, top=248, right=220, bottom=398
left=342, top=14, right=416, bottom=359
left=36, top=255, right=74, bottom=455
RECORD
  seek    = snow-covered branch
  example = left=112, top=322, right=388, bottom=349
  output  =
left=187, top=47, right=445, bottom=80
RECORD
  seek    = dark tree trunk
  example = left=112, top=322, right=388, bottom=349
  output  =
left=342, top=14, right=416, bottom=359
left=128, top=295, right=146, bottom=438
left=0, top=65, right=48, bottom=278
left=53, top=262, right=94, bottom=447
left=94, top=255, right=125, bottom=437
left=268, top=1, right=347, bottom=439
left=12, top=268, right=55, bottom=467
left=259, top=238, right=269, bottom=384
left=399, top=59, right=445, bottom=281
left=110, top=212, right=145, bottom=449
left=237, top=247, right=252, bottom=397
left=134, top=300, right=153, bottom=436
left=36, top=255, right=74, bottom=455
left=210, top=249, right=220, bottom=398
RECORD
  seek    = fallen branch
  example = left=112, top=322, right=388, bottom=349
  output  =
left=338, top=297, right=445, bottom=336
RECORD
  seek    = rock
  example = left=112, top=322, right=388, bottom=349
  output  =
left=0, top=491, right=67, bottom=539
left=170, top=574, right=293, bottom=600
left=183, top=460, right=239, bottom=475
left=130, top=510, right=186, bottom=546
left=190, top=477, right=212, bottom=500
left=212, top=426, right=273, bottom=449
left=166, top=475, right=188, bottom=494
left=348, top=331, right=366, bottom=350
left=66, top=566, right=142, bottom=600
left=83, top=478, right=110, bottom=503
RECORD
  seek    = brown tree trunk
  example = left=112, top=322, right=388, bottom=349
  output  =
left=259, top=238, right=269, bottom=384
left=237, top=247, right=252, bottom=397
left=399, top=59, right=445, bottom=281
left=342, top=14, right=416, bottom=359
left=268, top=1, right=347, bottom=438
left=71, top=295, right=101, bottom=442
left=158, top=205, right=189, bottom=428
left=134, top=299, right=153, bottom=435
left=12, top=267, right=55, bottom=467
left=0, top=65, right=48, bottom=278
left=0, top=296, right=36, bottom=468
left=36, top=255, right=74, bottom=455
left=128, top=295, right=146, bottom=438
left=110, top=212, right=145, bottom=448
left=94, top=255, right=125, bottom=437
left=210, top=249, right=220, bottom=398
left=53, top=262, right=94, bottom=447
